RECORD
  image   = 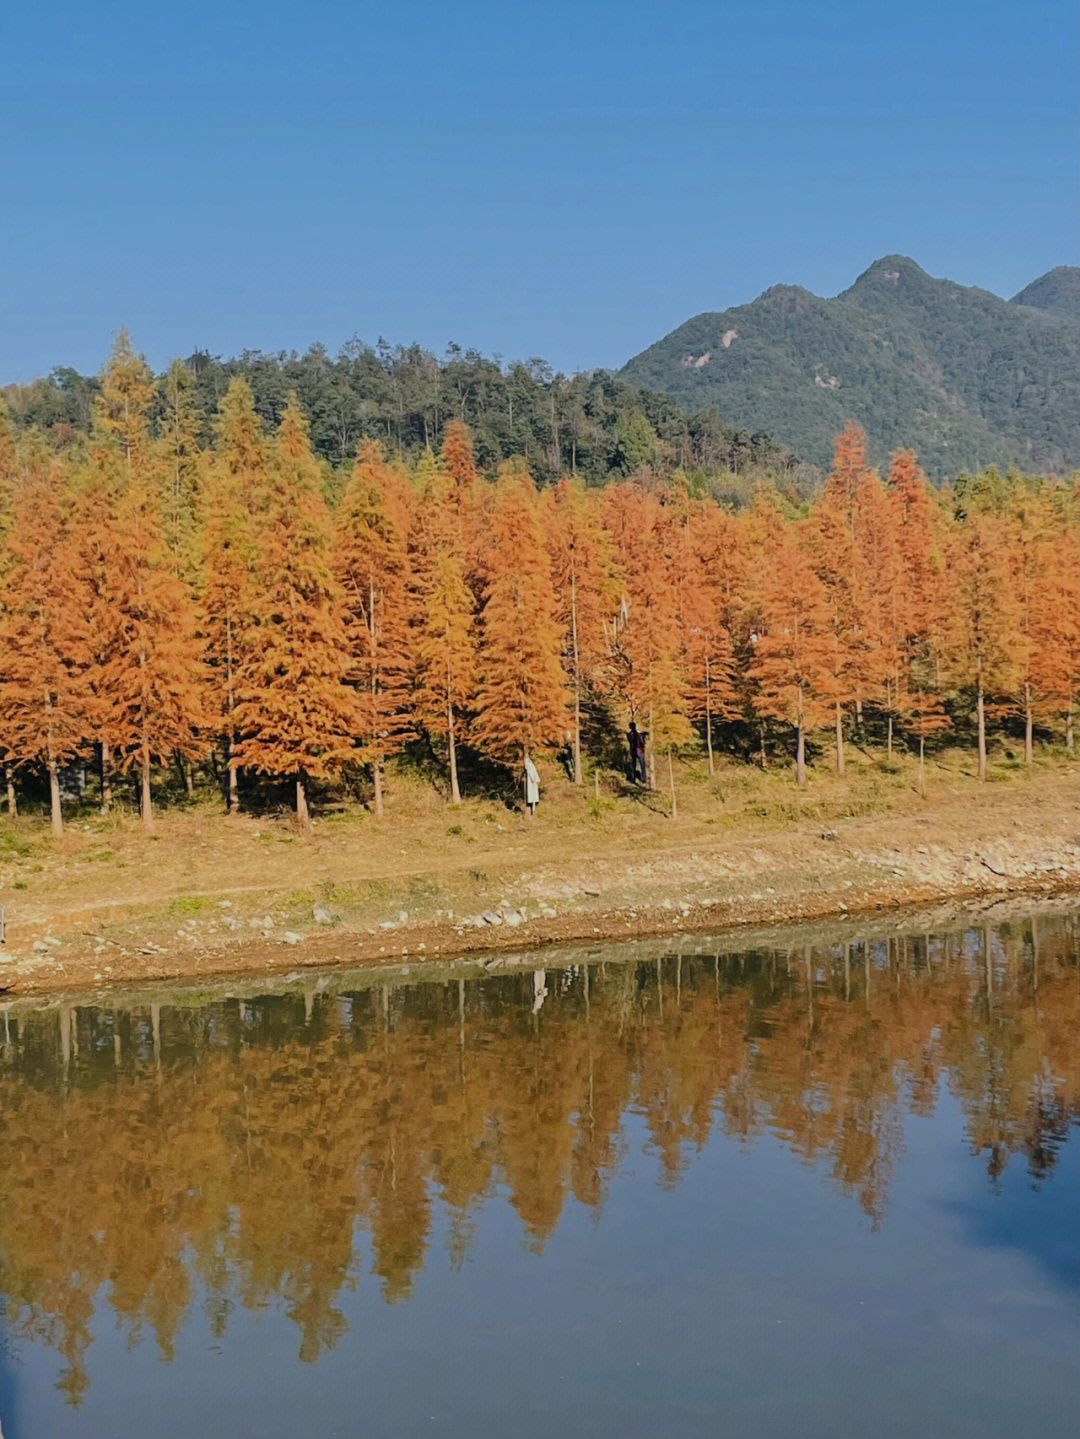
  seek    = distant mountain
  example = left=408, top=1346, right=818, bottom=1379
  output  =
left=619, top=257, right=1080, bottom=476
left=1011, top=266, right=1080, bottom=325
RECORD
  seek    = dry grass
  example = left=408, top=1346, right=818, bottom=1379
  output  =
left=0, top=742, right=1074, bottom=944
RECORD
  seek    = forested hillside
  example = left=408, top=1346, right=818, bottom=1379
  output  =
left=1011, top=266, right=1080, bottom=324
left=1, top=338, right=804, bottom=500
left=620, top=258, right=1080, bottom=476
left=1, top=335, right=1076, bottom=837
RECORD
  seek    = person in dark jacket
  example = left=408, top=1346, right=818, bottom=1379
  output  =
left=634, top=727, right=648, bottom=784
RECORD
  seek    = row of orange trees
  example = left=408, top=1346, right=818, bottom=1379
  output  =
left=1, top=337, right=1077, bottom=833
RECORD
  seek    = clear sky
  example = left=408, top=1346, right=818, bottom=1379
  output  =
left=2, top=0, right=1076, bottom=382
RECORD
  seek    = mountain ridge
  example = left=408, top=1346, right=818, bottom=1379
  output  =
left=1010, top=265, right=1080, bottom=324
left=619, top=258, right=1080, bottom=475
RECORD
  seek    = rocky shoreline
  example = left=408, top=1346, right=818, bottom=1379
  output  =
left=2, top=805, right=1077, bottom=999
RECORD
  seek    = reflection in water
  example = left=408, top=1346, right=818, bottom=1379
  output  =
left=0, top=908, right=1077, bottom=1412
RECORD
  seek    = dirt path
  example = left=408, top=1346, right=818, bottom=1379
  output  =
left=1, top=755, right=1076, bottom=997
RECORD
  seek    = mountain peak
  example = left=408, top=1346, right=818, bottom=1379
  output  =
left=1010, top=266, right=1080, bottom=324
left=853, top=255, right=927, bottom=284
left=842, top=255, right=936, bottom=303
left=619, top=256, right=1080, bottom=475
left=757, top=283, right=816, bottom=316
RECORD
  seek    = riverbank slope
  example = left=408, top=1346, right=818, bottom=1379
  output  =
left=1, top=750, right=1076, bottom=996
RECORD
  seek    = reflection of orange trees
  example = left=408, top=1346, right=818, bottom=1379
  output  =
left=1, top=917, right=1076, bottom=1401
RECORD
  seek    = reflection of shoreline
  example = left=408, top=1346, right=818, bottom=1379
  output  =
left=4, top=890, right=1077, bottom=1016
left=1, top=908, right=1077, bottom=1407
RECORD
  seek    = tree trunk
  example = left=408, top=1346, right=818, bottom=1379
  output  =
left=573, top=682, right=583, bottom=785
left=296, top=773, right=311, bottom=831
left=226, top=734, right=239, bottom=815
left=835, top=701, right=844, bottom=775
left=571, top=565, right=583, bottom=785
left=1024, top=684, right=1033, bottom=767
left=48, top=759, right=63, bottom=838
left=705, top=656, right=714, bottom=775
left=886, top=713, right=893, bottom=761
left=647, top=707, right=655, bottom=788
left=448, top=701, right=461, bottom=805
left=667, top=747, right=677, bottom=818
left=141, top=753, right=153, bottom=831
left=183, top=758, right=195, bottom=798
left=4, top=763, right=16, bottom=818
left=976, top=678, right=987, bottom=781
left=373, top=755, right=383, bottom=816
left=100, top=742, right=112, bottom=814
left=918, top=734, right=926, bottom=798
left=1067, top=710, right=1075, bottom=753
left=796, top=723, right=806, bottom=787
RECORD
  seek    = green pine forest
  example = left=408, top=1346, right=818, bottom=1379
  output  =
left=2, top=341, right=808, bottom=507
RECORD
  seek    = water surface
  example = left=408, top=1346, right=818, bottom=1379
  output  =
left=1, top=905, right=1077, bottom=1438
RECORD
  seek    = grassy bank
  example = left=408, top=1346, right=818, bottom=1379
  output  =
left=0, top=744, right=1077, bottom=996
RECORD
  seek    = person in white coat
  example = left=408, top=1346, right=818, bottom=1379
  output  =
left=523, top=752, right=540, bottom=816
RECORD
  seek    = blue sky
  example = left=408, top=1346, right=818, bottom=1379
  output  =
left=2, top=0, right=1076, bottom=381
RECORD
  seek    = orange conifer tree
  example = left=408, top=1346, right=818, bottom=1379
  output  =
left=671, top=493, right=736, bottom=775
left=71, top=443, right=127, bottom=814
left=441, top=421, right=492, bottom=608
left=233, top=401, right=358, bottom=829
left=94, top=329, right=156, bottom=486
left=903, top=686, right=952, bottom=798
left=939, top=512, right=1021, bottom=781
left=334, top=439, right=415, bottom=815
left=89, top=333, right=209, bottom=828
left=1029, top=524, right=1080, bottom=749
left=200, top=379, right=264, bottom=812
left=885, top=447, right=943, bottom=754
left=602, top=483, right=692, bottom=803
left=0, top=456, right=92, bottom=835
left=155, top=358, right=203, bottom=574
left=473, top=469, right=567, bottom=785
left=0, top=397, right=17, bottom=541
left=441, top=419, right=479, bottom=495
left=853, top=471, right=906, bottom=753
left=541, top=476, right=612, bottom=783
left=410, top=457, right=476, bottom=803
left=746, top=515, right=838, bottom=786
left=100, top=455, right=209, bottom=830
left=823, top=420, right=870, bottom=539
left=0, top=401, right=22, bottom=813
left=806, top=493, right=866, bottom=774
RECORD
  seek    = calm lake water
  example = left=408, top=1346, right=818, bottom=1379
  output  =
left=1, top=904, right=1077, bottom=1439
